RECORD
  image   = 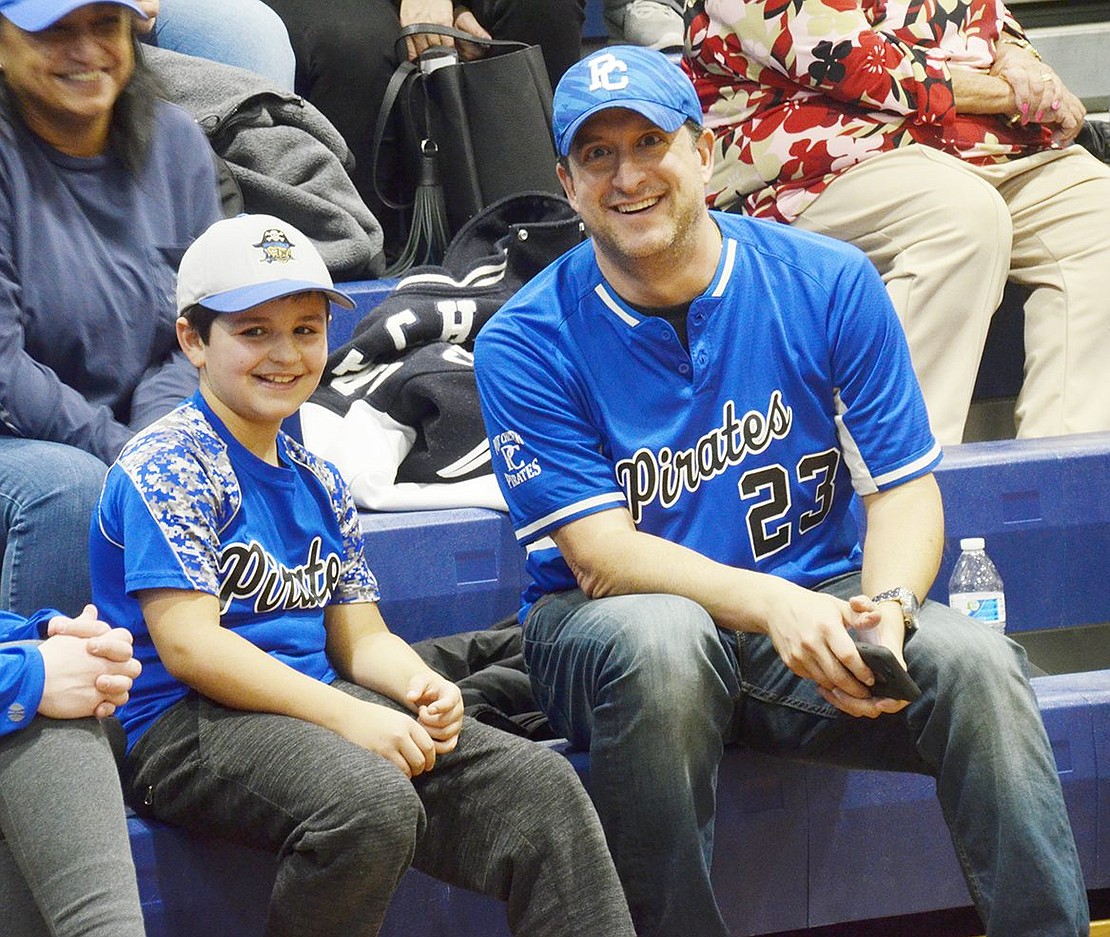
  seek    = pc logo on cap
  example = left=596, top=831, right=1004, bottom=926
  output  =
left=552, top=45, right=702, bottom=157
left=176, top=214, right=354, bottom=316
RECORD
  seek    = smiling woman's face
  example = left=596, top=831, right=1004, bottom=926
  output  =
left=0, top=3, right=134, bottom=156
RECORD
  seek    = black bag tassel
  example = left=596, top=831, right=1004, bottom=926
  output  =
left=384, top=138, right=450, bottom=276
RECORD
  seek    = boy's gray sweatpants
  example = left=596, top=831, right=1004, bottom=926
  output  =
left=123, top=679, right=635, bottom=937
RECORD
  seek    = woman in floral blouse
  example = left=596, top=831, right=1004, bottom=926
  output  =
left=687, top=0, right=1109, bottom=444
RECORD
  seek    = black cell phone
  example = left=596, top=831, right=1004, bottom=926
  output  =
left=854, top=641, right=922, bottom=702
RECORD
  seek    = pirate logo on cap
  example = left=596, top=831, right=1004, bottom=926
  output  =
left=254, top=229, right=295, bottom=264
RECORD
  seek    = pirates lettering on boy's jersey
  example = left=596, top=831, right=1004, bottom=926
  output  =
left=218, top=536, right=343, bottom=614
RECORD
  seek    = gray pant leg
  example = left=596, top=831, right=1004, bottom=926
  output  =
left=122, top=693, right=421, bottom=937
left=404, top=699, right=635, bottom=937
left=0, top=717, right=146, bottom=937
left=124, top=686, right=633, bottom=937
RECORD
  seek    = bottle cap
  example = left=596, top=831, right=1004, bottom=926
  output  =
left=959, top=537, right=985, bottom=550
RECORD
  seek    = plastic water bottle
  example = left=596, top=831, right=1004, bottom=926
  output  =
left=948, top=537, right=1006, bottom=634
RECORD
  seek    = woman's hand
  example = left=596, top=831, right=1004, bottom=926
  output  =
left=991, top=44, right=1086, bottom=144
left=451, top=6, right=492, bottom=61
left=399, top=0, right=491, bottom=61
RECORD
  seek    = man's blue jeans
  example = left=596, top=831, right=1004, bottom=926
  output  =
left=149, top=0, right=296, bottom=90
left=523, top=573, right=1089, bottom=937
left=0, top=439, right=107, bottom=617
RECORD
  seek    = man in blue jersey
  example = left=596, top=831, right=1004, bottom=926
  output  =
left=473, top=46, right=1088, bottom=937
left=90, top=214, right=635, bottom=937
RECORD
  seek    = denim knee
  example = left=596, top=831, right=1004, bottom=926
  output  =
left=908, top=604, right=1031, bottom=702
left=525, top=590, right=739, bottom=747
left=0, top=439, right=107, bottom=614
left=0, top=440, right=106, bottom=516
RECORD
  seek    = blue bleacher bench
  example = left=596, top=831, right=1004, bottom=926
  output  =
left=4, top=435, right=1099, bottom=937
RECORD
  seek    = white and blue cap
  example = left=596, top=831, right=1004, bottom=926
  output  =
left=552, top=45, right=702, bottom=157
left=0, top=0, right=147, bottom=31
left=177, top=214, right=355, bottom=315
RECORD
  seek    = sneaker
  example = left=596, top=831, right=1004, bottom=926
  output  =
left=604, top=0, right=684, bottom=53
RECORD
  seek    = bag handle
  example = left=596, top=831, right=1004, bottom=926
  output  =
left=371, top=25, right=538, bottom=212
left=370, top=57, right=422, bottom=213
left=394, top=22, right=532, bottom=61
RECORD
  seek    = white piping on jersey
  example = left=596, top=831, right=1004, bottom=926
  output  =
left=592, top=239, right=739, bottom=319
left=872, top=442, right=942, bottom=488
left=835, top=400, right=872, bottom=495
left=710, top=238, right=738, bottom=297
left=524, top=536, right=557, bottom=556
left=593, top=283, right=639, bottom=326
left=515, top=491, right=627, bottom=542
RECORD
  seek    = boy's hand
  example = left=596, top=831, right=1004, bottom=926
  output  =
left=407, top=673, right=464, bottom=754
left=340, top=699, right=438, bottom=778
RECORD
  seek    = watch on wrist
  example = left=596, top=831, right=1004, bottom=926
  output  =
left=870, top=587, right=920, bottom=632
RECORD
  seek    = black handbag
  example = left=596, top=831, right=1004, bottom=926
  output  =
left=371, top=23, right=563, bottom=275
left=1077, top=119, right=1110, bottom=165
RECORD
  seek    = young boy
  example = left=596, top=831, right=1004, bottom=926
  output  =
left=89, top=214, right=634, bottom=937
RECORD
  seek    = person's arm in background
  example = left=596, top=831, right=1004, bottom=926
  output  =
left=0, top=254, right=133, bottom=463
left=700, top=0, right=1075, bottom=135
left=0, top=605, right=140, bottom=738
left=126, top=101, right=221, bottom=433
left=701, top=0, right=954, bottom=121
left=128, top=351, right=198, bottom=432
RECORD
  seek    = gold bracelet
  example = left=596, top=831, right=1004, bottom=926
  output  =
left=1000, top=37, right=1042, bottom=61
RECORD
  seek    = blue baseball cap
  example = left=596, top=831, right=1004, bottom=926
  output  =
left=552, top=45, right=702, bottom=157
left=0, top=0, right=147, bottom=31
left=177, top=214, right=354, bottom=315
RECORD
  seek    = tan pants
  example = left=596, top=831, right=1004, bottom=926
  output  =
left=793, top=145, right=1110, bottom=443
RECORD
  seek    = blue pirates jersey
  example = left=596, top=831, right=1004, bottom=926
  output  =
left=90, top=392, right=380, bottom=747
left=474, top=212, right=941, bottom=618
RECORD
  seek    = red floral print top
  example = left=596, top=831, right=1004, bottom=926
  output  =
left=686, top=0, right=1051, bottom=221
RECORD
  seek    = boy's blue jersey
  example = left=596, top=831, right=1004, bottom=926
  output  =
left=90, top=392, right=380, bottom=746
left=474, top=212, right=941, bottom=618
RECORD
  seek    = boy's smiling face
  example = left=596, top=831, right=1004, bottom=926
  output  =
left=178, top=292, right=329, bottom=456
